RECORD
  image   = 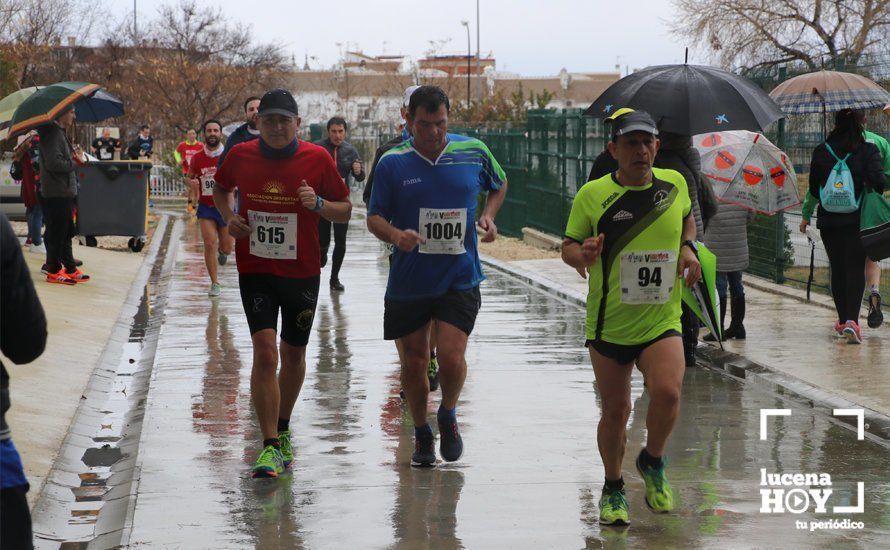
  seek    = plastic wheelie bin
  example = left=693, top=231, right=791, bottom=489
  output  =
left=76, top=160, right=151, bottom=252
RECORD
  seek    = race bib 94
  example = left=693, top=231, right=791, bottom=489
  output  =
left=620, top=250, right=677, bottom=304
left=418, top=208, right=467, bottom=255
left=248, top=210, right=298, bottom=260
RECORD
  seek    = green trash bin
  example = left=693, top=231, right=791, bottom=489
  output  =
left=76, top=161, right=151, bottom=252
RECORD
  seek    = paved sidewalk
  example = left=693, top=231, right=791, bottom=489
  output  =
left=481, top=255, right=890, bottom=430
left=6, top=232, right=154, bottom=504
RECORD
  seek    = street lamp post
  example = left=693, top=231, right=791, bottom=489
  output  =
left=476, top=0, right=481, bottom=101
left=461, top=20, right=471, bottom=105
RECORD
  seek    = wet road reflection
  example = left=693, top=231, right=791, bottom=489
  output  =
left=127, top=216, right=890, bottom=548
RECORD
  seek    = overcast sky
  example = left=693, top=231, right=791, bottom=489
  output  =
left=114, top=0, right=693, bottom=76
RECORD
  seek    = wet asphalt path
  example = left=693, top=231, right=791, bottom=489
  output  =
left=125, top=215, right=890, bottom=549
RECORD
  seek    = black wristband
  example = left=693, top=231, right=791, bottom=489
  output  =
left=681, top=240, right=697, bottom=252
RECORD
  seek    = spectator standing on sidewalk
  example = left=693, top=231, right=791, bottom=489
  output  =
left=808, top=108, right=885, bottom=344
left=702, top=203, right=751, bottom=341
left=1, top=211, right=48, bottom=550
left=315, top=116, right=365, bottom=292
left=91, top=127, right=120, bottom=161
left=127, top=125, right=153, bottom=160
left=801, top=109, right=890, bottom=329
left=37, top=107, right=90, bottom=285
left=653, top=132, right=706, bottom=366
left=11, top=132, right=43, bottom=254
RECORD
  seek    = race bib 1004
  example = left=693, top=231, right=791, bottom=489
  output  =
left=248, top=210, right=297, bottom=260
left=619, top=250, right=677, bottom=305
left=418, top=208, right=467, bottom=255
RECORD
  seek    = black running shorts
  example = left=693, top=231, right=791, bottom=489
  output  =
left=585, top=330, right=681, bottom=365
left=383, top=286, right=482, bottom=340
left=238, top=273, right=319, bottom=347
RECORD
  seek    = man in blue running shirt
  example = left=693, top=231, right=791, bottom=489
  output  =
left=367, top=85, right=507, bottom=467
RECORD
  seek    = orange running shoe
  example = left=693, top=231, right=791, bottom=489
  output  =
left=65, top=268, right=90, bottom=282
left=47, top=270, right=77, bottom=285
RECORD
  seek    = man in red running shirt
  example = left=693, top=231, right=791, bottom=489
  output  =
left=187, top=120, right=234, bottom=297
left=176, top=128, right=203, bottom=214
left=213, top=89, right=352, bottom=478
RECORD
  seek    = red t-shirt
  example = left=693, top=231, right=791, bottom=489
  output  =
left=215, top=139, right=349, bottom=279
left=187, top=147, right=224, bottom=207
left=176, top=141, right=203, bottom=174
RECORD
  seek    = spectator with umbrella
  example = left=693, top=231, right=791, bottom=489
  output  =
left=808, top=109, right=885, bottom=344
left=772, top=71, right=890, bottom=331
left=10, top=81, right=125, bottom=284
left=35, top=106, right=89, bottom=284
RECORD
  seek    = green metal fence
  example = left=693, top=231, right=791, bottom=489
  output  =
left=450, top=107, right=890, bottom=306
left=452, top=109, right=607, bottom=237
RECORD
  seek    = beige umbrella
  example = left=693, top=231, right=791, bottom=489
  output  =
left=769, top=70, right=890, bottom=114
left=770, top=70, right=890, bottom=137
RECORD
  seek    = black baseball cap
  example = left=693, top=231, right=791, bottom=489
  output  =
left=611, top=110, right=658, bottom=141
left=258, top=89, right=299, bottom=118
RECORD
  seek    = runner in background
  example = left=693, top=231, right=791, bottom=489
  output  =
left=187, top=120, right=233, bottom=297
left=176, top=128, right=203, bottom=216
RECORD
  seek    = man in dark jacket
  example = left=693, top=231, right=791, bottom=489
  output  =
left=653, top=132, right=706, bottom=367
left=218, top=96, right=261, bottom=167
left=586, top=108, right=635, bottom=181
left=37, top=107, right=89, bottom=284
left=364, top=85, right=419, bottom=205
left=1, top=212, right=48, bottom=550
left=127, top=124, right=153, bottom=160
left=315, top=116, right=365, bottom=292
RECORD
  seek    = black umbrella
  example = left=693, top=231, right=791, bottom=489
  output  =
left=584, top=62, right=784, bottom=135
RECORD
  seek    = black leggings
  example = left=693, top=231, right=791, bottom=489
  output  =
left=318, top=219, right=348, bottom=281
left=1, top=485, right=33, bottom=549
left=821, top=227, right=866, bottom=323
left=42, top=196, right=77, bottom=273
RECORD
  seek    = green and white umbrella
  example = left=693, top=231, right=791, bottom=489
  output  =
left=0, top=87, right=39, bottom=140
left=682, top=242, right=723, bottom=348
left=9, top=81, right=124, bottom=138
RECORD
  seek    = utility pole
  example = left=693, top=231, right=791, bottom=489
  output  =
left=462, top=21, right=471, bottom=105
left=476, top=0, right=481, bottom=101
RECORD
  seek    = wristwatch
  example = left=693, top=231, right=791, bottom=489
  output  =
left=312, top=196, right=324, bottom=212
left=680, top=240, right=697, bottom=253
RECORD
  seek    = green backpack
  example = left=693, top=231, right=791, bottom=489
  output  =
left=860, top=190, right=890, bottom=261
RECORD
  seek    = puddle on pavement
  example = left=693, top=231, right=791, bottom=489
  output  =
left=31, top=216, right=179, bottom=549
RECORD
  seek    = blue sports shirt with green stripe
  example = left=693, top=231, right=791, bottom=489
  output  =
left=368, top=134, right=506, bottom=300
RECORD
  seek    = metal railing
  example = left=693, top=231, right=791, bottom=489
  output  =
left=149, top=165, right=185, bottom=198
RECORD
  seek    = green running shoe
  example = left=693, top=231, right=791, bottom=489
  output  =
left=278, top=430, right=294, bottom=468
left=636, top=451, right=674, bottom=512
left=598, top=488, right=630, bottom=525
left=428, top=357, right=440, bottom=392
left=252, top=444, right=285, bottom=478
